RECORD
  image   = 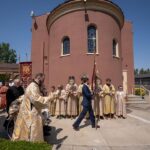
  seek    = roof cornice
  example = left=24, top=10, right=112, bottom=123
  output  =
left=46, top=0, right=124, bottom=33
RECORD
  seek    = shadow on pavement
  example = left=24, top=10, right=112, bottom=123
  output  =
left=45, top=126, right=68, bottom=149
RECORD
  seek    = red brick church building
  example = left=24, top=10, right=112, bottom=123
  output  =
left=31, top=0, right=134, bottom=94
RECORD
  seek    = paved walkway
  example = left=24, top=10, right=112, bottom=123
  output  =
left=1, top=104, right=150, bottom=150
left=45, top=105, right=150, bottom=150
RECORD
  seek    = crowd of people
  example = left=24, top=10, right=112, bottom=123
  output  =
left=0, top=73, right=127, bottom=142
left=48, top=76, right=127, bottom=120
left=0, top=79, right=24, bottom=112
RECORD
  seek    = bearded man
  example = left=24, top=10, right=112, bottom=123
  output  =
left=12, top=73, right=51, bottom=142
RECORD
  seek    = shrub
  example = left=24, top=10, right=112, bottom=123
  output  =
left=0, top=138, right=52, bottom=150
left=0, top=74, right=10, bottom=82
left=135, top=88, right=146, bottom=96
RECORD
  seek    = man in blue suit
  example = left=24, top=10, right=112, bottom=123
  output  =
left=73, top=75, right=100, bottom=130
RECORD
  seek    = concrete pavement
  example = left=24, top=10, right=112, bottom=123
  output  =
left=1, top=104, right=150, bottom=150
left=46, top=105, right=150, bottom=150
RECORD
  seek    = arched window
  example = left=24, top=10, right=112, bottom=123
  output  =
left=112, top=39, right=119, bottom=57
left=62, top=37, right=70, bottom=55
left=88, top=26, right=97, bottom=53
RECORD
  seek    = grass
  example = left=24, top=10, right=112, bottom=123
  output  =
left=0, top=138, right=52, bottom=150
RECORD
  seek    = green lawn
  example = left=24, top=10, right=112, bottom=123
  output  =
left=0, top=138, right=52, bottom=150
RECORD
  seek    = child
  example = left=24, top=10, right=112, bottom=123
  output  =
left=66, top=76, right=78, bottom=118
left=115, top=85, right=127, bottom=119
left=94, top=77, right=104, bottom=119
left=49, top=86, right=57, bottom=116
left=55, top=85, right=67, bottom=118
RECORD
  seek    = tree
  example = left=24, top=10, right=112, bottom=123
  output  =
left=146, top=68, right=150, bottom=74
left=0, top=43, right=17, bottom=63
left=139, top=68, right=145, bottom=75
left=0, top=74, right=10, bottom=82
left=134, top=68, right=139, bottom=75
left=135, top=68, right=150, bottom=75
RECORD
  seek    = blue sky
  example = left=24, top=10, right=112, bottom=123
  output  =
left=0, top=0, right=149, bottom=69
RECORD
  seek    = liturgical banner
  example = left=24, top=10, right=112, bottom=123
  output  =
left=20, top=62, right=32, bottom=88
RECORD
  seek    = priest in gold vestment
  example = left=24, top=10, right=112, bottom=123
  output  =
left=12, top=73, right=51, bottom=142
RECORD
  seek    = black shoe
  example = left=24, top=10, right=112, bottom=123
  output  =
left=122, top=116, right=126, bottom=119
left=111, top=114, right=115, bottom=119
left=57, top=115, right=61, bottom=119
left=72, top=125, right=79, bottom=131
left=92, top=125, right=100, bottom=129
left=100, top=116, right=104, bottom=120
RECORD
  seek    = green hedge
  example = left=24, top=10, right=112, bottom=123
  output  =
left=135, top=87, right=146, bottom=96
left=0, top=138, right=52, bottom=150
left=0, top=74, right=10, bottom=82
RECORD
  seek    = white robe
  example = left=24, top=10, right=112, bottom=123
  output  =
left=55, top=89, right=67, bottom=116
left=115, top=91, right=127, bottom=117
